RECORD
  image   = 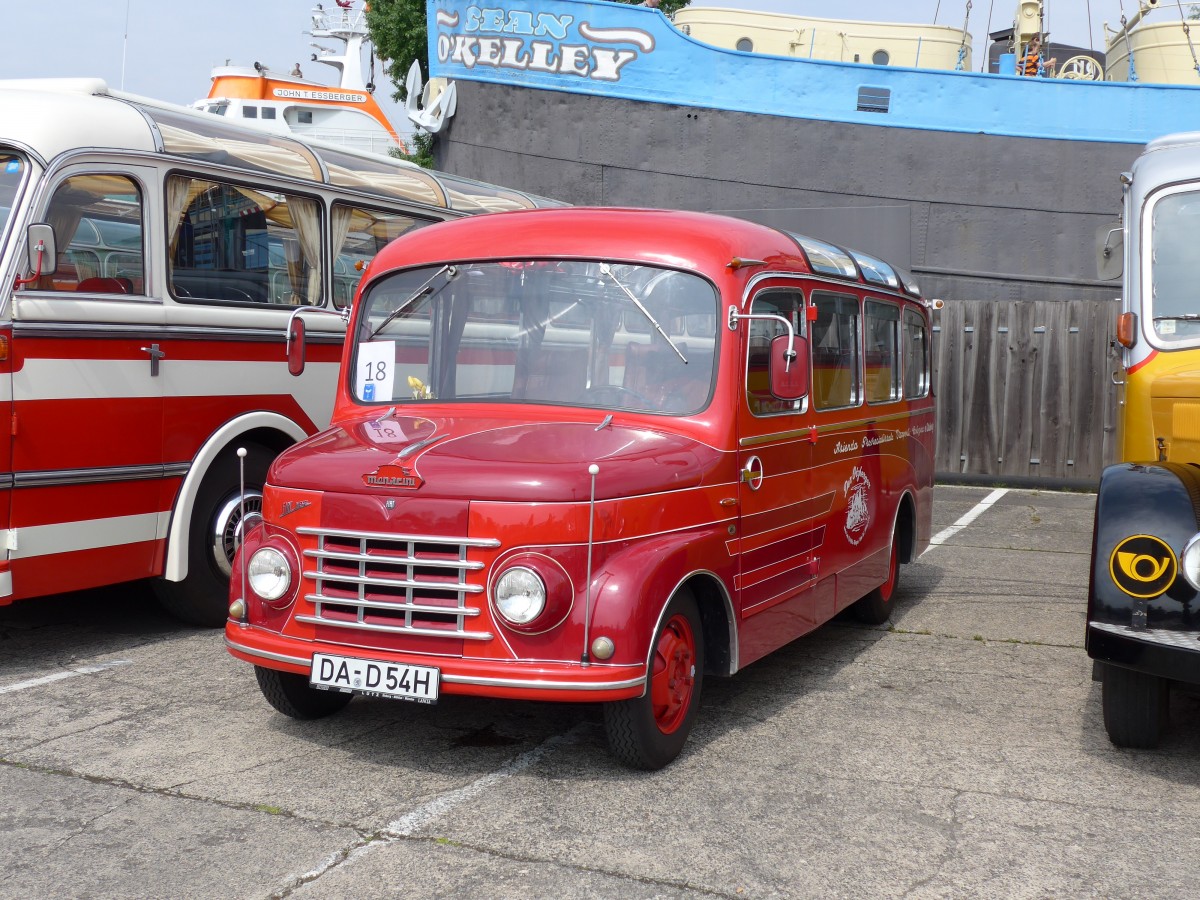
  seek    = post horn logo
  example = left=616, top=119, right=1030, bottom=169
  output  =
left=1109, top=534, right=1177, bottom=599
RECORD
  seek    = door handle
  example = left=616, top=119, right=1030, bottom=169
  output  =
left=140, top=343, right=165, bottom=377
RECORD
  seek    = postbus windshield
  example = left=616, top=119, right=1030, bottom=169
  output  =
left=355, top=260, right=719, bottom=414
left=1149, top=186, right=1200, bottom=344
left=0, top=150, right=25, bottom=254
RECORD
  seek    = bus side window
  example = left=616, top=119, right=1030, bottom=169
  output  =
left=864, top=299, right=901, bottom=404
left=167, top=175, right=323, bottom=307
left=34, top=174, right=145, bottom=294
left=903, top=308, right=930, bottom=399
left=811, top=291, right=861, bottom=410
left=331, top=203, right=435, bottom=309
left=746, top=288, right=805, bottom=416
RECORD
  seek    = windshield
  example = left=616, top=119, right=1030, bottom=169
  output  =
left=0, top=151, right=27, bottom=254
left=354, top=261, right=719, bottom=414
left=1149, top=187, right=1200, bottom=344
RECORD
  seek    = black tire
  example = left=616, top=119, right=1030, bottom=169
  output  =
left=153, top=444, right=272, bottom=627
left=1101, top=662, right=1168, bottom=748
left=852, top=527, right=901, bottom=625
left=604, top=589, right=704, bottom=770
left=254, top=665, right=354, bottom=719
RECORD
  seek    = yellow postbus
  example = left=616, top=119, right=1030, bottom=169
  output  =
left=1088, top=131, right=1200, bottom=747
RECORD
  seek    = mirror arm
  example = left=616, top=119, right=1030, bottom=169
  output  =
left=286, top=305, right=351, bottom=354
left=728, top=306, right=798, bottom=369
left=13, top=239, right=47, bottom=287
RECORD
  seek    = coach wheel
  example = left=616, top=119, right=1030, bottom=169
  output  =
left=152, top=444, right=271, bottom=627
left=852, top=527, right=901, bottom=625
left=1101, top=662, right=1168, bottom=749
left=254, top=666, right=353, bottom=719
left=604, top=589, right=704, bottom=770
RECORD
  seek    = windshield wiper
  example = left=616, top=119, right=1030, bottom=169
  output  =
left=370, top=265, right=458, bottom=339
left=598, top=264, right=688, bottom=363
left=1154, top=314, right=1200, bottom=321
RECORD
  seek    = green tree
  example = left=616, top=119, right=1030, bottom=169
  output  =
left=364, top=0, right=428, bottom=104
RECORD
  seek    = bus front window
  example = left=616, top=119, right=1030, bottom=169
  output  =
left=356, top=261, right=718, bottom=415
left=1150, top=188, right=1200, bottom=343
left=0, top=151, right=27, bottom=254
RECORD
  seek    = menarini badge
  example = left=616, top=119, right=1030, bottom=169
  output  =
left=363, top=463, right=423, bottom=490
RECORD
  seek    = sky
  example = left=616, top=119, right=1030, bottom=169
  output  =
left=0, top=0, right=1155, bottom=129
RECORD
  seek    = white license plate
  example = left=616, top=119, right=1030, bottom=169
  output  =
left=310, top=652, right=439, bottom=704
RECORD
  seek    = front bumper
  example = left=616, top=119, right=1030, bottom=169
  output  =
left=225, top=623, right=648, bottom=703
left=1087, top=620, right=1200, bottom=685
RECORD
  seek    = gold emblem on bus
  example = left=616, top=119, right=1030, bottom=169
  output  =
left=1109, top=534, right=1177, bottom=599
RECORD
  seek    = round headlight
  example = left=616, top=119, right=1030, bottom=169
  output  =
left=1182, top=533, right=1200, bottom=591
left=494, top=566, right=546, bottom=625
left=248, top=546, right=292, bottom=601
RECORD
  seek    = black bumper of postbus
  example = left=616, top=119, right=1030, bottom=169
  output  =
left=1086, top=461, right=1200, bottom=686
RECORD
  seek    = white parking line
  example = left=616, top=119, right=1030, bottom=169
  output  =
left=292, top=724, right=584, bottom=884
left=0, top=659, right=133, bottom=695
left=927, top=487, right=1009, bottom=549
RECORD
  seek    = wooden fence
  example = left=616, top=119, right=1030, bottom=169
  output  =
left=931, top=298, right=1121, bottom=485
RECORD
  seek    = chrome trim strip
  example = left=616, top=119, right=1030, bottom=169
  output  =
left=298, top=526, right=500, bottom=548
left=442, top=672, right=646, bottom=691
left=1089, top=620, right=1200, bottom=650
left=304, top=593, right=483, bottom=617
left=11, top=320, right=346, bottom=344
left=741, top=268, right=915, bottom=304
left=225, top=636, right=311, bottom=667
left=294, top=613, right=492, bottom=640
left=0, top=474, right=14, bottom=490
left=13, top=462, right=191, bottom=488
left=302, top=570, right=483, bottom=594
left=304, top=548, right=485, bottom=571
left=738, top=409, right=930, bottom=448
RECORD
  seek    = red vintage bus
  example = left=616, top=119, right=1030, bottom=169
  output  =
left=225, top=208, right=936, bottom=768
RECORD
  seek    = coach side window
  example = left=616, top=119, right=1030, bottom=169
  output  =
left=167, top=175, right=321, bottom=307
left=32, top=174, right=145, bottom=294
left=331, top=203, right=434, bottom=308
left=864, top=300, right=901, bottom=404
left=903, top=308, right=930, bottom=399
left=811, top=291, right=861, bottom=410
left=746, top=288, right=805, bottom=416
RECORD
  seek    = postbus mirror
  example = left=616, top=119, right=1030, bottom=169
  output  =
left=769, top=333, right=809, bottom=400
left=26, top=223, right=57, bottom=276
left=1096, top=221, right=1123, bottom=281
left=286, top=315, right=306, bottom=376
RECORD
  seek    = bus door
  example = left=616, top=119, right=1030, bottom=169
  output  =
left=7, top=165, right=164, bottom=599
left=808, top=289, right=896, bottom=612
left=0, top=148, right=25, bottom=602
left=735, top=282, right=826, bottom=663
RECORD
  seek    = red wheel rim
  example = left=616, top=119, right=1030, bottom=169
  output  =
left=649, top=613, right=697, bottom=734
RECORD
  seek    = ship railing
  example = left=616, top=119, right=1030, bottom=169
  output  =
left=297, top=127, right=399, bottom=156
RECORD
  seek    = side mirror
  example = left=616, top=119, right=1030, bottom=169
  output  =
left=769, top=333, right=809, bottom=400
left=27, top=223, right=58, bottom=276
left=287, top=315, right=306, bottom=376
left=1096, top=221, right=1123, bottom=281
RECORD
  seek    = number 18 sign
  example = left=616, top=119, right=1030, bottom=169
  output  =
left=356, top=341, right=396, bottom=402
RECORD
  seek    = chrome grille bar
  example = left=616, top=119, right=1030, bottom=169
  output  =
left=301, top=568, right=483, bottom=594
left=304, top=548, right=484, bottom=571
left=293, top=613, right=493, bottom=641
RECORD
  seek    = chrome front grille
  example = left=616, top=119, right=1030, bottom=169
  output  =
left=293, top=527, right=500, bottom=641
